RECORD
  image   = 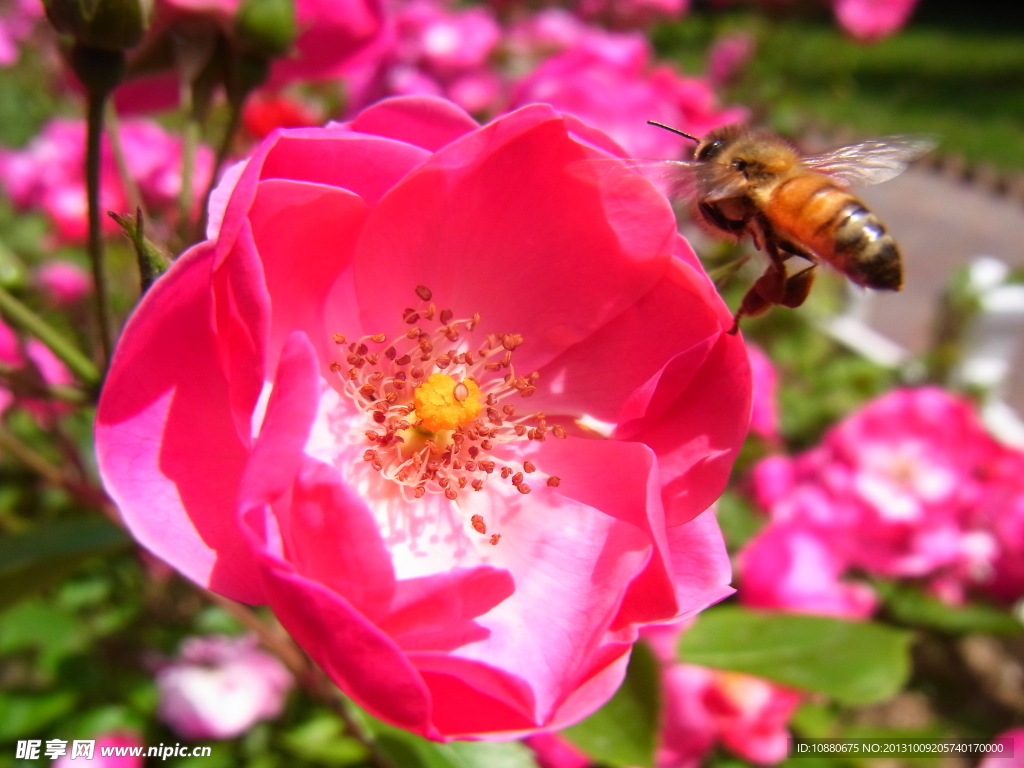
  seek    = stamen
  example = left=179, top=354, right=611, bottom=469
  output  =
left=330, top=286, right=564, bottom=537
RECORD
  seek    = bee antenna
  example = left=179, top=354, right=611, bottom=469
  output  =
left=647, top=120, right=700, bottom=143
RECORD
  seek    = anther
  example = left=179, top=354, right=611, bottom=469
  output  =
left=547, top=476, right=561, bottom=487
left=445, top=488, right=458, bottom=500
left=332, top=333, right=346, bottom=344
left=416, top=285, right=433, bottom=301
left=523, top=461, right=535, bottom=473
left=329, top=361, right=342, bottom=373
left=511, top=472, right=524, bottom=486
left=440, top=308, right=454, bottom=324
left=517, top=484, right=531, bottom=495
left=370, top=333, right=386, bottom=343
left=490, top=533, right=502, bottom=545
left=454, top=382, right=470, bottom=402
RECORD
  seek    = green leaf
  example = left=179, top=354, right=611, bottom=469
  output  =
left=563, top=642, right=660, bottom=768
left=875, top=581, right=1022, bottom=635
left=0, top=691, right=77, bottom=740
left=0, top=517, right=130, bottom=611
left=680, top=606, right=913, bottom=704
left=282, top=714, right=369, bottom=766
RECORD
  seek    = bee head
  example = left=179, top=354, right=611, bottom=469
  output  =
left=694, top=124, right=746, bottom=163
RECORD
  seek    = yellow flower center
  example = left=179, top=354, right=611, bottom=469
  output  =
left=413, top=373, right=482, bottom=432
left=328, top=285, right=567, bottom=536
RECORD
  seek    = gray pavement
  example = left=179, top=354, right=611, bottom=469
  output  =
left=858, top=168, right=1024, bottom=411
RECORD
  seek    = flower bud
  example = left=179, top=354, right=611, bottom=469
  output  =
left=233, top=0, right=296, bottom=59
left=43, top=0, right=150, bottom=51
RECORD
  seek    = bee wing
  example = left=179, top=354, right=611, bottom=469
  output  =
left=803, top=136, right=937, bottom=187
left=568, top=158, right=747, bottom=203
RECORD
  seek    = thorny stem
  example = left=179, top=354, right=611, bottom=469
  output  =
left=200, top=591, right=395, bottom=768
left=86, top=90, right=114, bottom=366
left=0, top=285, right=100, bottom=387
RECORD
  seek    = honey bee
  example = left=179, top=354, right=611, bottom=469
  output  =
left=644, top=121, right=936, bottom=333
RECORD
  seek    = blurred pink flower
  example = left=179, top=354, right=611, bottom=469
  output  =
left=750, top=387, right=1024, bottom=604
left=738, top=523, right=877, bottom=617
left=54, top=733, right=143, bottom=767
left=574, top=0, right=689, bottom=28
left=833, top=0, right=919, bottom=43
left=0, top=318, right=74, bottom=418
left=35, top=260, right=91, bottom=305
left=509, top=40, right=746, bottom=159
left=156, top=635, right=293, bottom=739
left=347, top=0, right=504, bottom=115
left=97, top=95, right=751, bottom=738
left=0, top=0, right=42, bottom=66
left=525, top=732, right=591, bottom=768
left=747, top=344, right=778, bottom=442
left=980, top=729, right=1024, bottom=768
left=645, top=624, right=801, bottom=768
left=707, top=31, right=755, bottom=87
left=0, top=118, right=213, bottom=243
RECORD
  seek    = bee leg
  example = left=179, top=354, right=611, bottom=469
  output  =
left=728, top=265, right=785, bottom=334
left=781, top=265, right=817, bottom=308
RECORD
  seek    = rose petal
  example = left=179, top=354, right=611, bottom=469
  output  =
left=349, top=95, right=480, bottom=151
left=96, top=243, right=262, bottom=602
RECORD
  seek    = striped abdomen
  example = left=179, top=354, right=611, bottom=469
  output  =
left=766, top=172, right=902, bottom=291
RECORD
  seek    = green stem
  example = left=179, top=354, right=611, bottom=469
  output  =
left=0, top=285, right=101, bottom=386
left=86, top=89, right=114, bottom=367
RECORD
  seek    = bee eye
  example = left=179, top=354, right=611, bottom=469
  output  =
left=696, top=140, right=725, bottom=162
left=732, top=158, right=748, bottom=175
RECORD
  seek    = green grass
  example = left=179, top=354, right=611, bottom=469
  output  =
left=656, top=15, right=1024, bottom=172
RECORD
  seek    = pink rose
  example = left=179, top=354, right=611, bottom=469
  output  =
left=750, top=387, right=1024, bottom=603
left=509, top=44, right=745, bottom=159
left=155, top=635, right=293, bottom=739
left=980, top=729, right=1024, bottom=768
left=833, top=0, right=919, bottom=43
left=0, top=318, right=74, bottom=420
left=525, top=732, right=591, bottom=768
left=97, top=96, right=751, bottom=738
left=35, top=260, right=91, bottom=305
left=0, top=118, right=212, bottom=243
left=346, top=0, right=504, bottom=116
left=0, top=0, right=42, bottom=66
left=573, top=0, right=689, bottom=28
left=644, top=624, right=801, bottom=768
left=738, top=523, right=877, bottom=618
left=747, top=344, right=778, bottom=442
left=707, top=31, right=755, bottom=87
